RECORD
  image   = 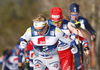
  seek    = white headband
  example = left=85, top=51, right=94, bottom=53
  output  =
left=33, top=21, right=47, bottom=27
left=52, top=15, right=60, bottom=18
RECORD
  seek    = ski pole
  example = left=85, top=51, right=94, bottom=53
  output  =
left=75, top=18, right=83, bottom=70
left=86, top=55, right=88, bottom=70
left=91, top=41, right=94, bottom=69
left=72, top=45, right=76, bottom=70
left=77, top=30, right=83, bottom=70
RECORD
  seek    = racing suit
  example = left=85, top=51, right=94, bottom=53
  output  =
left=69, top=16, right=95, bottom=70
left=48, top=19, right=85, bottom=70
left=20, top=24, right=75, bottom=70
left=26, top=41, right=34, bottom=70
left=0, top=49, right=24, bottom=70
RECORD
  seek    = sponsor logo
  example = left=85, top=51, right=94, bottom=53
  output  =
left=71, top=24, right=76, bottom=28
left=63, top=24, right=67, bottom=29
left=34, top=31, right=37, bottom=35
left=13, top=58, right=18, bottom=61
left=38, top=37, right=46, bottom=44
left=44, top=57, right=53, bottom=59
left=53, top=64, right=58, bottom=68
left=65, top=35, right=68, bottom=38
left=74, top=7, right=77, bottom=12
left=63, top=60, right=68, bottom=70
left=50, top=31, right=54, bottom=36
left=67, top=66, right=71, bottom=70
left=52, top=15, right=60, bottom=18
left=35, top=64, right=39, bottom=68
left=31, top=53, right=34, bottom=58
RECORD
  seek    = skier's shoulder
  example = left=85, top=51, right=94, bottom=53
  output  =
left=62, top=19, right=69, bottom=25
left=25, top=27, right=32, bottom=33
left=49, top=23, right=56, bottom=30
left=48, top=19, right=55, bottom=25
left=78, top=16, right=88, bottom=21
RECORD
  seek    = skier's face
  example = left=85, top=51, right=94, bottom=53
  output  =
left=34, top=24, right=48, bottom=36
left=34, top=26, right=45, bottom=36
left=52, top=20, right=62, bottom=28
left=70, top=12, right=79, bottom=21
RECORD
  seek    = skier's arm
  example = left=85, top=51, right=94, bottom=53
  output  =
left=68, top=22, right=90, bottom=39
left=55, top=27, right=74, bottom=43
left=18, top=49, right=24, bottom=70
left=84, top=20, right=95, bottom=35
left=55, top=27, right=86, bottom=44
left=26, top=50, right=30, bottom=70
left=84, top=20, right=96, bottom=41
left=19, top=27, right=32, bottom=50
left=0, top=50, right=11, bottom=65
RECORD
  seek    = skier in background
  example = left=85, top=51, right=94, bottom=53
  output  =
left=69, top=3, right=96, bottom=70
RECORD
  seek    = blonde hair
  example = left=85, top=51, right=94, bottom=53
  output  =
left=33, top=14, right=46, bottom=22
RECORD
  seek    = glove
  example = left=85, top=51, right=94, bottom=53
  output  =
left=20, top=41, right=27, bottom=49
left=84, top=46, right=89, bottom=51
left=75, top=21, right=81, bottom=28
left=84, top=46, right=90, bottom=56
left=91, top=35, right=96, bottom=41
left=70, top=45, right=78, bottom=54
left=18, top=66, right=24, bottom=70
left=70, top=40, right=76, bottom=47
left=70, top=34, right=76, bottom=40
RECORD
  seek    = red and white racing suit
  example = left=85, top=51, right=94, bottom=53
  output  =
left=48, top=19, right=85, bottom=70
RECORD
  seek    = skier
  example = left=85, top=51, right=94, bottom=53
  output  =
left=0, top=42, right=25, bottom=70
left=19, top=14, right=79, bottom=70
left=69, top=3, right=95, bottom=70
left=48, top=7, right=90, bottom=70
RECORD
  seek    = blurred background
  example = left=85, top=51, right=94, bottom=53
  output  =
left=0, top=0, right=100, bottom=70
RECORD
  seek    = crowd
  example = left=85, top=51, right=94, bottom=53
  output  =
left=0, top=3, right=96, bottom=70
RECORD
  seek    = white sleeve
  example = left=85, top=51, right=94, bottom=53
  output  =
left=55, top=27, right=73, bottom=44
left=21, top=27, right=31, bottom=42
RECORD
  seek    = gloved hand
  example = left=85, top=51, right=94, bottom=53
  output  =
left=91, top=35, right=96, bottom=41
left=18, top=66, right=24, bottom=70
left=84, top=46, right=90, bottom=56
left=70, top=33, right=76, bottom=40
left=75, top=21, right=81, bottom=28
left=70, top=45, right=78, bottom=54
left=70, top=40, right=76, bottom=47
left=20, top=41, right=27, bottom=49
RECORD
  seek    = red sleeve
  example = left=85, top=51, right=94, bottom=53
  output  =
left=76, top=29, right=84, bottom=41
left=68, top=28, right=72, bottom=34
left=26, top=41, right=33, bottom=51
left=76, top=35, right=84, bottom=41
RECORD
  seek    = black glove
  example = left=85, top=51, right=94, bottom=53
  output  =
left=75, top=21, right=81, bottom=28
left=91, top=35, right=96, bottom=41
left=84, top=47, right=89, bottom=51
left=18, top=66, right=24, bottom=70
left=26, top=63, right=30, bottom=70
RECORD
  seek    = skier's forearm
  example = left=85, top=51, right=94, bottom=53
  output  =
left=78, top=28, right=90, bottom=39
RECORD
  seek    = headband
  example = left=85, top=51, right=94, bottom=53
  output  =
left=33, top=21, right=47, bottom=27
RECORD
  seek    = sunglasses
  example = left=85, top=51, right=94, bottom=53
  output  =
left=35, top=26, right=45, bottom=32
left=71, top=14, right=79, bottom=16
left=52, top=21, right=61, bottom=24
